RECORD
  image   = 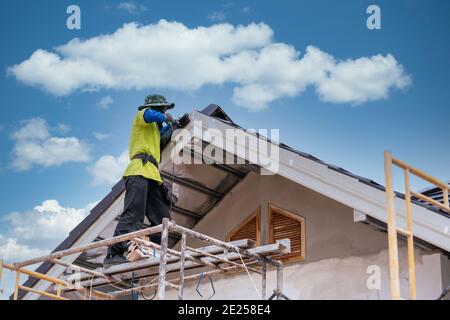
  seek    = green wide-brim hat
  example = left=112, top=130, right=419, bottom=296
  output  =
left=139, top=94, right=175, bottom=111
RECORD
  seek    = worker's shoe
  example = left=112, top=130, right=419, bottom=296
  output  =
left=103, top=255, right=127, bottom=268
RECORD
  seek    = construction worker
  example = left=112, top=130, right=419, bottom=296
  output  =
left=103, top=94, right=175, bottom=267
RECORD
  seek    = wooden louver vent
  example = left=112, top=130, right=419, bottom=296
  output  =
left=230, top=216, right=257, bottom=242
left=269, top=204, right=305, bottom=262
left=228, top=208, right=261, bottom=245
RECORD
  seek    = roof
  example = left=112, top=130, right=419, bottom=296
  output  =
left=16, top=104, right=450, bottom=299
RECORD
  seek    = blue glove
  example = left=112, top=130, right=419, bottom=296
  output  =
left=143, top=109, right=167, bottom=124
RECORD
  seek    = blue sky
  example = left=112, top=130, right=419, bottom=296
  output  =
left=0, top=0, right=449, bottom=297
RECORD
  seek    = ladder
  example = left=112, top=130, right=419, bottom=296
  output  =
left=384, top=151, right=450, bottom=300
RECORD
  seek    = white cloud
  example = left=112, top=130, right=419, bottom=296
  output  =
left=208, top=11, right=227, bottom=22
left=230, top=45, right=411, bottom=109
left=0, top=200, right=96, bottom=299
left=117, top=2, right=147, bottom=14
left=97, top=96, right=114, bottom=109
left=8, top=20, right=410, bottom=110
left=0, top=237, right=47, bottom=262
left=5, top=200, right=94, bottom=243
left=315, top=52, right=411, bottom=104
left=88, top=150, right=129, bottom=186
left=92, top=131, right=111, bottom=141
left=10, top=118, right=91, bottom=171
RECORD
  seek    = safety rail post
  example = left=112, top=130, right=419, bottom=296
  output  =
left=403, top=169, right=417, bottom=300
left=157, top=218, right=170, bottom=300
left=178, top=233, right=187, bottom=300
left=56, top=285, right=62, bottom=298
left=443, top=188, right=449, bottom=208
left=223, top=249, right=229, bottom=267
left=276, top=262, right=283, bottom=301
left=384, top=151, right=401, bottom=300
left=13, top=271, right=21, bottom=300
left=261, top=263, right=267, bottom=300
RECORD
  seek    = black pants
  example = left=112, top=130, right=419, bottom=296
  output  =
left=107, top=176, right=170, bottom=258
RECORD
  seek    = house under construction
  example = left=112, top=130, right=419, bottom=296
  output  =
left=1, top=105, right=449, bottom=300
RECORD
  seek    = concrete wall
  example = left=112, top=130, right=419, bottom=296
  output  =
left=165, top=172, right=444, bottom=300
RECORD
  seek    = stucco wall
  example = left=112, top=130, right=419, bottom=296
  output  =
left=165, top=172, right=444, bottom=300
left=164, top=248, right=442, bottom=300
left=186, top=172, right=389, bottom=261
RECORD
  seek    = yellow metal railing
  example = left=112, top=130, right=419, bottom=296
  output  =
left=384, top=151, right=450, bottom=300
left=0, top=259, right=111, bottom=300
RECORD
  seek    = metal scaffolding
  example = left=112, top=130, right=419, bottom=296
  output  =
left=0, top=218, right=290, bottom=300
